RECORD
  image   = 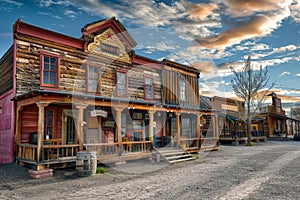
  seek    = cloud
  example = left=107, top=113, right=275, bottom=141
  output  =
left=280, top=71, right=291, bottom=77
left=64, top=9, right=77, bottom=18
left=188, top=3, right=218, bottom=20
left=290, top=0, right=300, bottom=22
left=197, top=0, right=292, bottom=50
left=296, top=74, right=300, bottom=76
left=191, top=61, right=215, bottom=74
left=0, top=0, right=23, bottom=6
left=223, top=0, right=286, bottom=17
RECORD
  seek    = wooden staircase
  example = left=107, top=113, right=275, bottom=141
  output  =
left=154, top=146, right=195, bottom=164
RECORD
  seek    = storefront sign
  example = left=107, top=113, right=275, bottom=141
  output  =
left=91, top=110, right=108, bottom=117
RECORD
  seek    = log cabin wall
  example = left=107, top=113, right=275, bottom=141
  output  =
left=0, top=47, right=13, bottom=96
left=162, top=61, right=199, bottom=107
left=15, top=33, right=87, bottom=95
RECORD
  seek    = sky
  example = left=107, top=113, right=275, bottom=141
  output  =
left=0, top=0, right=300, bottom=113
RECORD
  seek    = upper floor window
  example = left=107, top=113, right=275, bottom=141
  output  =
left=180, top=80, right=186, bottom=101
left=117, top=71, right=127, bottom=96
left=87, top=65, right=101, bottom=93
left=40, top=52, right=60, bottom=88
left=144, top=77, right=154, bottom=100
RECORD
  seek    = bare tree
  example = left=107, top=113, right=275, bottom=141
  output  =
left=231, top=56, right=273, bottom=145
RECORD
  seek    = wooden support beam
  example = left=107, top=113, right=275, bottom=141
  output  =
left=196, top=114, right=201, bottom=148
left=15, top=106, right=24, bottom=144
left=175, top=112, right=181, bottom=147
left=36, top=102, right=49, bottom=163
left=113, top=107, right=125, bottom=154
left=75, top=104, right=88, bottom=151
left=148, top=110, right=156, bottom=146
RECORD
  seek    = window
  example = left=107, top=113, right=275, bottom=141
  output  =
left=40, top=52, right=60, bottom=88
left=180, top=80, right=186, bottom=101
left=44, top=110, right=54, bottom=140
left=0, top=107, right=2, bottom=115
left=87, top=65, right=100, bottom=93
left=144, top=77, right=154, bottom=100
left=181, top=118, right=191, bottom=137
left=116, top=71, right=127, bottom=96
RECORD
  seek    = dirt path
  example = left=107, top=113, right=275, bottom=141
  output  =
left=1, top=141, right=300, bottom=199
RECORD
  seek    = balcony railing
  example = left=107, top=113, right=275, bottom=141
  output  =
left=17, top=143, right=79, bottom=163
left=84, top=141, right=152, bottom=157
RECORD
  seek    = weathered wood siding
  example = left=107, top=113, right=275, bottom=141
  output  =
left=15, top=34, right=87, bottom=95
left=15, top=33, right=162, bottom=102
left=0, top=46, right=13, bottom=96
left=163, top=69, right=199, bottom=107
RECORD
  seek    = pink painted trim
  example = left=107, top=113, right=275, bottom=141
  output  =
left=133, top=56, right=162, bottom=70
left=12, top=39, right=17, bottom=160
left=14, top=19, right=84, bottom=49
left=0, top=89, right=13, bottom=100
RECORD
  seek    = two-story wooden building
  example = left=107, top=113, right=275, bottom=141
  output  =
left=0, top=17, right=218, bottom=168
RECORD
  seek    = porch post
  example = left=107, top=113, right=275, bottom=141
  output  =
left=212, top=115, right=219, bottom=138
left=148, top=110, right=156, bottom=146
left=113, top=107, right=124, bottom=154
left=76, top=104, right=87, bottom=151
left=175, top=112, right=181, bottom=147
left=15, top=106, right=23, bottom=144
left=36, top=102, right=49, bottom=163
left=196, top=114, right=201, bottom=148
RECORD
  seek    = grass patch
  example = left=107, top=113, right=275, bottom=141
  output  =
left=193, top=155, right=200, bottom=159
left=96, top=167, right=107, bottom=174
left=244, top=142, right=253, bottom=146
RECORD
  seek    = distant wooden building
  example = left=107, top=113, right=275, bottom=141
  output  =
left=211, top=96, right=266, bottom=143
left=0, top=17, right=218, bottom=168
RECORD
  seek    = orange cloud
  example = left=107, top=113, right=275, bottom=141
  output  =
left=198, top=15, right=270, bottom=50
left=188, top=3, right=218, bottom=20
left=224, top=0, right=285, bottom=17
left=191, top=61, right=215, bottom=74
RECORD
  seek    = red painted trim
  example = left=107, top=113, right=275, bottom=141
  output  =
left=144, top=75, right=154, bottom=100
left=82, top=20, right=136, bottom=49
left=0, top=89, right=13, bottom=100
left=133, top=55, right=162, bottom=70
left=12, top=38, right=17, bottom=161
left=116, top=69, right=128, bottom=97
left=14, top=19, right=84, bottom=49
left=40, top=51, right=60, bottom=90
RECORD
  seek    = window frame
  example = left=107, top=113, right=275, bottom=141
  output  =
left=144, top=76, right=154, bottom=100
left=86, top=64, right=101, bottom=94
left=179, top=80, right=186, bottom=101
left=116, top=69, right=128, bottom=96
left=40, top=51, right=60, bottom=89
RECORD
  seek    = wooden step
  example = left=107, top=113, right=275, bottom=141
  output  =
left=169, top=157, right=195, bottom=164
left=166, top=154, right=193, bottom=160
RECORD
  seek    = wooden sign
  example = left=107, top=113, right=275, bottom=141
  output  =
left=90, top=110, right=108, bottom=117
left=107, top=132, right=114, bottom=144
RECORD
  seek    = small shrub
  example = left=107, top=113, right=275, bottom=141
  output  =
left=96, top=167, right=107, bottom=174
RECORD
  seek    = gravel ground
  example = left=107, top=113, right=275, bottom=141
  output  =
left=1, top=141, right=300, bottom=200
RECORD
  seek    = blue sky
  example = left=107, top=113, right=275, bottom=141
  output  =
left=1, top=0, right=300, bottom=111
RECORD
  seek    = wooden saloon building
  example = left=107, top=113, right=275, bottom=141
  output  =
left=0, top=17, right=219, bottom=168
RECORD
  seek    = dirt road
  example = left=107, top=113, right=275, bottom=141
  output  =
left=1, top=141, right=300, bottom=199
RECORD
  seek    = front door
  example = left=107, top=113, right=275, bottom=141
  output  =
left=63, top=110, right=77, bottom=144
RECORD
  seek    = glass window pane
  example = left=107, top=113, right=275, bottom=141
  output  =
left=50, top=57, right=56, bottom=64
left=44, top=56, right=49, bottom=63
left=50, top=63, right=56, bottom=71
left=44, top=63, right=49, bottom=70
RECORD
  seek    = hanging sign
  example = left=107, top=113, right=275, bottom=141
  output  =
left=91, top=110, right=108, bottom=117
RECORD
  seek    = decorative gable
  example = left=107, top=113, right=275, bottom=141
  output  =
left=87, top=28, right=132, bottom=63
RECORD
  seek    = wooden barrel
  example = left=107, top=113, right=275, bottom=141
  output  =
left=76, top=151, right=97, bottom=177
